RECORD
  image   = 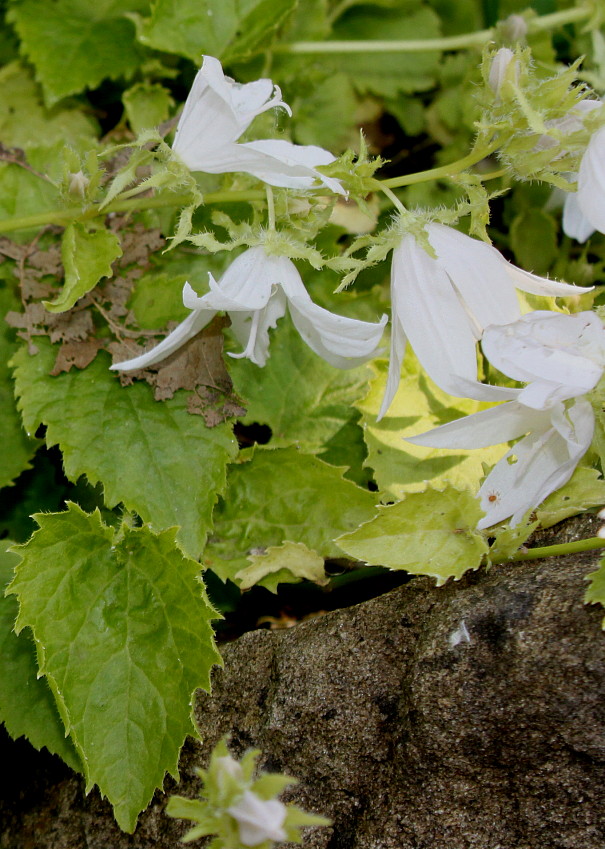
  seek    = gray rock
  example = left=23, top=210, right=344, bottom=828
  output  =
left=1, top=514, right=604, bottom=849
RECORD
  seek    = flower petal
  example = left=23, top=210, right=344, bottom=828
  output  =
left=235, top=139, right=345, bottom=194
left=229, top=289, right=288, bottom=366
left=477, top=398, right=594, bottom=528
left=377, top=315, right=408, bottom=421
left=183, top=247, right=275, bottom=312
left=110, top=306, right=216, bottom=371
left=390, top=233, right=482, bottom=396
left=576, top=125, right=605, bottom=237
left=407, top=400, right=550, bottom=449
left=563, top=189, right=596, bottom=243
left=227, top=790, right=287, bottom=846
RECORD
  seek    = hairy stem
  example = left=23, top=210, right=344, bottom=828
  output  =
left=274, top=6, right=591, bottom=55
left=507, top=535, right=605, bottom=562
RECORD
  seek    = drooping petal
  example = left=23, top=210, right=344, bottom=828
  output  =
left=563, top=188, right=596, bottom=243
left=476, top=397, right=594, bottom=528
left=377, top=315, right=408, bottom=421
left=576, top=125, right=605, bottom=237
left=183, top=247, right=276, bottom=312
left=287, top=294, right=387, bottom=368
left=110, top=306, right=216, bottom=371
left=229, top=289, right=288, bottom=366
left=407, top=400, right=551, bottom=449
left=426, top=224, right=521, bottom=329
left=232, top=139, right=345, bottom=194
left=390, top=233, right=482, bottom=396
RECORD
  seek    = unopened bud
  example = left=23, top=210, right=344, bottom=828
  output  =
left=489, top=47, right=518, bottom=97
left=68, top=170, right=89, bottom=197
left=501, top=14, right=528, bottom=43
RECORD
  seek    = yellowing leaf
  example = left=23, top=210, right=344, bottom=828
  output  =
left=336, top=487, right=488, bottom=585
left=236, top=540, right=328, bottom=593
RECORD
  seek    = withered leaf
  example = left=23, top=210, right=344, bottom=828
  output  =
left=51, top=339, right=105, bottom=375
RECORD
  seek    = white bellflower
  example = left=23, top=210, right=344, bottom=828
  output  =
left=409, top=311, right=605, bottom=528
left=173, top=56, right=344, bottom=194
left=379, top=223, right=587, bottom=419
left=563, top=119, right=605, bottom=243
left=111, top=246, right=387, bottom=372
left=227, top=790, right=288, bottom=846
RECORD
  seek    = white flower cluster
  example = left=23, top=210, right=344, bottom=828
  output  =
left=112, top=56, right=605, bottom=530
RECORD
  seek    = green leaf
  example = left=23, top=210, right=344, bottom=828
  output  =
left=487, top=516, right=538, bottom=563
left=44, top=223, right=122, bottom=313
left=291, top=72, right=358, bottom=151
left=329, top=4, right=441, bottom=97
left=357, top=358, right=509, bottom=499
left=510, top=208, right=558, bottom=275
left=235, top=540, right=328, bottom=592
left=138, top=0, right=297, bottom=63
left=12, top=340, right=237, bottom=558
left=8, top=504, right=222, bottom=831
left=122, top=82, right=174, bottom=134
left=536, top=466, right=605, bottom=529
left=0, top=163, right=59, bottom=242
left=585, top=553, right=605, bottom=628
left=0, top=285, right=37, bottom=488
left=0, top=543, right=81, bottom=770
left=204, top=447, right=378, bottom=581
left=336, top=487, right=489, bottom=585
left=229, top=314, right=371, bottom=453
left=0, top=61, right=98, bottom=150
left=8, top=0, right=149, bottom=106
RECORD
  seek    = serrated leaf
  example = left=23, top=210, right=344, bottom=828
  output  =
left=535, top=466, right=605, bottom=529
left=236, top=540, right=328, bottom=592
left=8, top=0, right=149, bottom=106
left=0, top=543, right=81, bottom=770
left=204, top=447, right=377, bottom=581
left=139, top=0, right=296, bottom=63
left=228, top=314, right=371, bottom=453
left=357, top=358, right=508, bottom=499
left=0, top=285, right=37, bottom=488
left=0, top=61, right=98, bottom=150
left=12, top=340, right=237, bottom=558
left=43, top=223, right=122, bottom=313
left=122, top=82, right=174, bottom=134
left=8, top=504, right=222, bottom=831
left=336, top=487, right=489, bottom=585
left=0, top=163, right=59, bottom=242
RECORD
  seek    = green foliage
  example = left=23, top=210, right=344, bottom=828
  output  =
left=204, top=447, right=378, bottom=581
left=356, top=358, right=508, bottom=499
left=228, top=314, right=371, bottom=453
left=0, top=285, right=37, bottom=488
left=0, top=543, right=81, bottom=770
left=536, top=467, right=605, bottom=529
left=122, top=81, right=174, bottom=134
left=236, top=540, right=329, bottom=592
left=7, top=0, right=149, bottom=105
left=8, top=504, right=222, bottom=831
left=12, top=340, right=237, bottom=558
left=45, top=223, right=122, bottom=313
left=138, top=0, right=297, bottom=63
left=510, top=208, right=559, bottom=275
left=336, top=487, right=489, bottom=585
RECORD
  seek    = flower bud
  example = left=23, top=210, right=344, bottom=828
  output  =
left=501, top=13, right=528, bottom=43
left=68, top=170, right=89, bottom=197
left=488, top=47, right=518, bottom=97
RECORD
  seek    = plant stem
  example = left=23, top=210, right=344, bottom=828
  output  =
left=382, top=143, right=500, bottom=189
left=0, top=189, right=266, bottom=234
left=506, top=535, right=605, bottom=563
left=274, top=6, right=591, bottom=55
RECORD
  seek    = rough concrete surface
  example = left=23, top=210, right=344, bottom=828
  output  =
left=1, top=514, right=604, bottom=849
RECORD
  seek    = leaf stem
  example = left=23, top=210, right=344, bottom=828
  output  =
left=505, top=535, right=605, bottom=562
left=273, top=6, right=591, bottom=55
left=0, top=190, right=266, bottom=234
left=381, top=143, right=500, bottom=189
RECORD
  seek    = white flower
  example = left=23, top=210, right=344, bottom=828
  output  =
left=227, top=789, right=287, bottom=846
left=110, top=246, right=387, bottom=372
left=172, top=55, right=344, bottom=195
left=408, top=311, right=604, bottom=528
left=488, top=47, right=518, bottom=97
left=563, top=120, right=605, bottom=243
left=378, top=223, right=588, bottom=419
